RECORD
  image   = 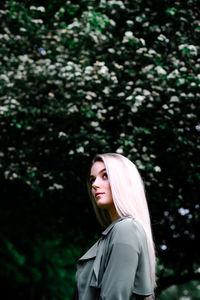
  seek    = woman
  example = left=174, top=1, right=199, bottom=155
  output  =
left=75, top=153, right=156, bottom=300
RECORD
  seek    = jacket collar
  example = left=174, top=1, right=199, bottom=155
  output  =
left=101, top=217, right=124, bottom=236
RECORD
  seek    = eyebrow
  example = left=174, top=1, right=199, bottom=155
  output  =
left=90, top=168, right=106, bottom=178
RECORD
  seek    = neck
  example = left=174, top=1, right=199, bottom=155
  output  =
left=108, top=206, right=119, bottom=222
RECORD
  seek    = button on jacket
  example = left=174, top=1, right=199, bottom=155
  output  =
left=76, top=217, right=153, bottom=300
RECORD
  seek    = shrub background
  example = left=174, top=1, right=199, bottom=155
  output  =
left=0, top=0, right=200, bottom=299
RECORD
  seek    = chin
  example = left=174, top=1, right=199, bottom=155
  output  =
left=96, top=201, right=112, bottom=209
left=96, top=201, right=106, bottom=208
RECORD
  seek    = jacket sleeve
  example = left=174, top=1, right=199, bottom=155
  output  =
left=99, top=221, right=141, bottom=299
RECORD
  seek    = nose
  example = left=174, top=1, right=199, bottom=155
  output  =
left=92, top=178, right=100, bottom=190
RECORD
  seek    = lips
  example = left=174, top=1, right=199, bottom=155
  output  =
left=95, top=192, right=105, bottom=198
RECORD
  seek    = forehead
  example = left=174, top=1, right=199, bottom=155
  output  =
left=90, top=161, right=105, bottom=176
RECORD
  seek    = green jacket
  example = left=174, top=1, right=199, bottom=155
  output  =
left=76, top=217, right=153, bottom=299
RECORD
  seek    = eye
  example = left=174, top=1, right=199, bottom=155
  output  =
left=89, top=177, right=95, bottom=185
left=102, top=172, right=108, bottom=179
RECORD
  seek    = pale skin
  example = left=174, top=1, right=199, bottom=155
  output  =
left=90, top=161, right=119, bottom=222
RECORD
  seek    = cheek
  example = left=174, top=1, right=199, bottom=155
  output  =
left=107, top=183, right=113, bottom=198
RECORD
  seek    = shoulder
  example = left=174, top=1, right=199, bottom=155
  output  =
left=113, top=217, right=145, bottom=236
left=110, top=217, right=146, bottom=250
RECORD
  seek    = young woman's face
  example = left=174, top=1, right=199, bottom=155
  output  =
left=90, top=161, right=114, bottom=210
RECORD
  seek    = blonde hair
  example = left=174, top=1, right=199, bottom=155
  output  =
left=87, top=153, right=156, bottom=292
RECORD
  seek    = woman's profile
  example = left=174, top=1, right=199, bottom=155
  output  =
left=75, top=153, right=156, bottom=300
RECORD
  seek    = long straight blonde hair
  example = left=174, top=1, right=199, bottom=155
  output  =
left=87, top=153, right=156, bottom=292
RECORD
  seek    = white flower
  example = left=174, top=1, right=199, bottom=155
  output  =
left=67, top=21, right=80, bottom=30
left=48, top=93, right=54, bottom=98
left=54, top=183, right=63, bottom=190
left=140, top=38, right=146, bottom=45
left=108, top=48, right=115, bottom=53
left=123, top=31, right=134, bottom=43
left=188, top=93, right=194, bottom=98
left=147, top=74, right=154, bottom=80
left=116, top=148, right=123, bottom=154
left=167, top=69, right=179, bottom=79
left=171, top=57, right=180, bottom=66
left=180, top=93, right=186, bottom=97
left=85, top=94, right=92, bottom=100
left=32, top=19, right=43, bottom=24
left=48, top=183, right=63, bottom=191
left=161, top=245, right=167, bottom=251
left=58, top=132, right=67, bottom=138
left=110, top=74, right=118, bottom=84
left=170, top=96, right=179, bottom=102
left=157, top=34, right=167, bottom=41
left=66, top=65, right=73, bottom=71
left=0, top=152, right=4, bottom=157
left=148, top=49, right=156, bottom=55
left=125, top=31, right=133, bottom=38
left=0, top=106, right=8, bottom=114
left=125, top=95, right=132, bottom=101
left=114, top=62, right=123, bottom=69
left=142, top=64, right=154, bottom=73
left=77, top=146, right=84, bottom=153
left=134, top=87, right=142, bottom=93
left=136, top=16, right=143, bottom=23
left=143, top=89, right=151, bottom=96
left=98, top=65, right=109, bottom=74
left=131, top=107, right=138, bottom=113
left=131, top=94, right=145, bottom=112
left=68, top=105, right=79, bottom=113
left=18, top=54, right=30, bottom=62
left=178, top=207, right=189, bottom=216
left=180, top=67, right=187, bottom=72
left=135, top=95, right=145, bottom=101
left=30, top=6, right=45, bottom=12
left=94, top=61, right=104, bottom=67
left=155, top=66, right=167, bottom=75
left=154, top=166, right=161, bottom=172
left=85, top=66, right=93, bottom=74
left=38, top=6, right=45, bottom=12
left=188, top=45, right=198, bottom=56
left=86, top=91, right=97, bottom=98
left=178, top=78, right=185, bottom=85
left=162, top=104, right=168, bottom=110
left=0, top=74, right=9, bottom=82
left=75, top=72, right=81, bottom=77
left=103, top=87, right=110, bottom=94
left=91, top=121, right=99, bottom=127
left=179, top=44, right=198, bottom=56
left=12, top=173, right=18, bottom=179
left=126, top=20, right=134, bottom=26
left=117, top=92, right=125, bottom=97
left=136, top=47, right=147, bottom=54
left=195, top=124, right=200, bottom=132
